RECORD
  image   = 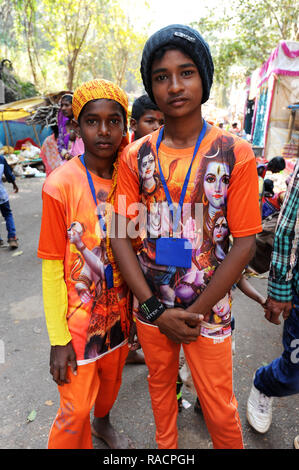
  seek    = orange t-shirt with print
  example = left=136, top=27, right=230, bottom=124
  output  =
left=38, top=156, right=131, bottom=364
left=114, top=124, right=262, bottom=339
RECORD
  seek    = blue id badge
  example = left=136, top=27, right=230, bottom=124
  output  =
left=154, top=121, right=206, bottom=270
left=156, top=237, right=192, bottom=268
left=104, top=264, right=114, bottom=289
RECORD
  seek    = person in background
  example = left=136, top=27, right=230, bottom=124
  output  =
left=40, top=124, right=62, bottom=177
left=257, top=156, right=286, bottom=180
left=229, top=122, right=241, bottom=135
left=58, top=93, right=84, bottom=160
left=248, top=158, right=287, bottom=275
left=130, top=94, right=164, bottom=142
left=262, top=179, right=285, bottom=220
left=256, top=156, right=286, bottom=215
left=0, top=154, right=18, bottom=249
left=247, top=159, right=299, bottom=437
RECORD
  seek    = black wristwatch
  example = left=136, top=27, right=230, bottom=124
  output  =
left=140, top=296, right=166, bottom=323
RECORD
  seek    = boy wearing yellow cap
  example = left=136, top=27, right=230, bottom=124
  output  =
left=38, top=79, right=135, bottom=449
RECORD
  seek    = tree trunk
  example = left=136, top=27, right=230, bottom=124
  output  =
left=65, top=17, right=91, bottom=90
left=67, top=63, right=75, bottom=91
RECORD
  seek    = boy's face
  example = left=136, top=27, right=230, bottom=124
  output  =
left=151, top=49, right=203, bottom=119
left=131, top=109, right=164, bottom=139
left=77, top=99, right=125, bottom=161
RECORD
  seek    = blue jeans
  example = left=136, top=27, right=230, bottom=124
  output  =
left=254, top=292, right=299, bottom=397
left=0, top=200, right=16, bottom=240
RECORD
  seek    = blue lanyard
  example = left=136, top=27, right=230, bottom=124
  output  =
left=80, top=154, right=106, bottom=233
left=156, top=119, right=207, bottom=233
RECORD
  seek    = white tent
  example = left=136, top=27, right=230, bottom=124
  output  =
left=250, top=40, right=299, bottom=161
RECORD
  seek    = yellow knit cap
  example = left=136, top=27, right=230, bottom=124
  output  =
left=72, top=78, right=128, bottom=121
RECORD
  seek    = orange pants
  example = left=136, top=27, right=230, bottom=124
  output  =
left=47, top=344, right=129, bottom=449
left=136, top=319, right=244, bottom=449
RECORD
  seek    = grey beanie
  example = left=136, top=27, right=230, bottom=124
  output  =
left=140, top=24, right=214, bottom=105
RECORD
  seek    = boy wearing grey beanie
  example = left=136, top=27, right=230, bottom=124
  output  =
left=111, top=24, right=262, bottom=449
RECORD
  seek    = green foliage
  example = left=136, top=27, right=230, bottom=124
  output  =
left=192, top=0, right=298, bottom=87
left=2, top=0, right=296, bottom=100
left=0, top=59, right=38, bottom=102
left=0, top=0, right=148, bottom=94
left=101, top=5, right=147, bottom=88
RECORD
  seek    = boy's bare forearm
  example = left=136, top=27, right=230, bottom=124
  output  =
left=187, top=235, right=256, bottom=317
left=237, top=276, right=266, bottom=305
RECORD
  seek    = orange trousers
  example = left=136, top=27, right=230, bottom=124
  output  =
left=47, top=344, right=129, bottom=449
left=136, top=319, right=244, bottom=449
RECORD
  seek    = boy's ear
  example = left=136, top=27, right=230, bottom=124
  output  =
left=130, top=118, right=137, bottom=132
left=71, top=119, right=81, bottom=138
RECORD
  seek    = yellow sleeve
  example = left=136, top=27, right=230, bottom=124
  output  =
left=42, top=259, right=72, bottom=346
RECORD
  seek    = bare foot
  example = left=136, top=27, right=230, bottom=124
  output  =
left=125, top=349, right=145, bottom=365
left=91, top=414, right=135, bottom=449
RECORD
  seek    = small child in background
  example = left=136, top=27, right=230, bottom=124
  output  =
left=257, top=156, right=286, bottom=214
left=0, top=154, right=19, bottom=249
left=257, top=156, right=286, bottom=180
left=130, top=94, right=164, bottom=142
left=262, top=179, right=285, bottom=219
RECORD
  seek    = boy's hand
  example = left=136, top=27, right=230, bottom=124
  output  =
left=154, top=308, right=203, bottom=344
left=50, top=341, right=77, bottom=386
left=263, top=297, right=292, bottom=325
left=259, top=296, right=267, bottom=307
left=13, top=182, right=18, bottom=193
left=128, top=321, right=141, bottom=351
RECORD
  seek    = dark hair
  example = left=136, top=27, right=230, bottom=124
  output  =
left=267, top=156, right=285, bottom=173
left=131, top=94, right=159, bottom=121
left=51, top=124, right=59, bottom=139
left=78, top=99, right=127, bottom=132
left=264, top=178, right=274, bottom=196
left=61, top=94, right=73, bottom=104
left=151, top=44, right=189, bottom=69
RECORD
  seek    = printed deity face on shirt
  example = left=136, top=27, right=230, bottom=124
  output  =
left=203, top=161, right=230, bottom=209
left=213, top=216, right=229, bottom=244
left=140, top=152, right=156, bottom=180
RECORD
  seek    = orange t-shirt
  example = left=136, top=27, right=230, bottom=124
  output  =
left=38, top=157, right=130, bottom=364
left=114, top=125, right=262, bottom=339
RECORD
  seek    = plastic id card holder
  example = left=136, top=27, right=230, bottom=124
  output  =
left=156, top=237, right=192, bottom=268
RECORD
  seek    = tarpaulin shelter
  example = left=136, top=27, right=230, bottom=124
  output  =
left=247, top=40, right=299, bottom=161
left=0, top=90, right=71, bottom=150
left=0, top=96, right=52, bottom=149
